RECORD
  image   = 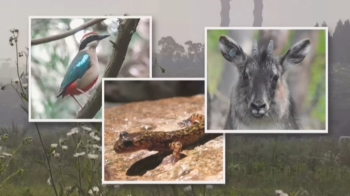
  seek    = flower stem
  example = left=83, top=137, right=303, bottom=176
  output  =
left=35, top=123, right=58, bottom=196
left=4, top=143, right=23, bottom=166
left=25, top=52, right=28, bottom=76
left=78, top=156, right=82, bottom=190
left=0, top=169, right=21, bottom=185
left=14, top=32, right=25, bottom=95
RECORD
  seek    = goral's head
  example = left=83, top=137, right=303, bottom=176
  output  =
left=219, top=36, right=310, bottom=119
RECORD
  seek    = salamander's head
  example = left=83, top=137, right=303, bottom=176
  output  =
left=114, top=131, right=140, bottom=153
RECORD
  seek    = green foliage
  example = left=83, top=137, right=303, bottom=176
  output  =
left=306, top=30, right=327, bottom=123
left=1, top=184, right=54, bottom=196
left=281, top=30, right=326, bottom=124
left=44, top=125, right=103, bottom=196
left=6, top=132, right=350, bottom=196
left=2, top=125, right=350, bottom=195
left=0, top=29, right=31, bottom=192
left=254, top=31, right=260, bottom=40
left=281, top=30, right=296, bottom=54
left=224, top=136, right=350, bottom=195
left=0, top=130, right=32, bottom=188
left=318, top=30, right=327, bottom=54
left=207, top=30, right=228, bottom=94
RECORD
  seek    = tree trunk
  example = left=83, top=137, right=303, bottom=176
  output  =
left=253, top=0, right=263, bottom=26
left=220, top=0, right=231, bottom=26
left=208, top=0, right=232, bottom=130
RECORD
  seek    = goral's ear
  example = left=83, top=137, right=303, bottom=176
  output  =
left=280, top=39, right=311, bottom=69
left=219, top=36, right=246, bottom=64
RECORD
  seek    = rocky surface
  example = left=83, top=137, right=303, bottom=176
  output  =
left=104, top=95, right=224, bottom=182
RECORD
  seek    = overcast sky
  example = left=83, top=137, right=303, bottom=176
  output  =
left=0, top=0, right=345, bottom=79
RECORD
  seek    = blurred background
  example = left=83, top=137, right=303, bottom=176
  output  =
left=30, top=17, right=150, bottom=120
left=207, top=29, right=326, bottom=130
left=104, top=80, right=204, bottom=108
left=152, top=39, right=204, bottom=78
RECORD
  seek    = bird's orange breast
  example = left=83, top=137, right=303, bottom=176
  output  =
left=64, top=77, right=98, bottom=96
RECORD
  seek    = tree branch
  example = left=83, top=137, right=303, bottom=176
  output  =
left=31, top=18, right=106, bottom=46
left=75, top=18, right=140, bottom=119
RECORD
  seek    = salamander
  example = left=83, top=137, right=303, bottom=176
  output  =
left=114, top=113, right=205, bottom=163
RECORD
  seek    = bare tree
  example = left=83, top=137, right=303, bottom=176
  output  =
left=220, top=0, right=231, bottom=26
left=253, top=0, right=263, bottom=26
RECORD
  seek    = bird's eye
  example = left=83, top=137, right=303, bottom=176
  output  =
left=272, top=75, right=279, bottom=82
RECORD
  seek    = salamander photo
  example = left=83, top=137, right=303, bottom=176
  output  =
left=102, top=79, right=224, bottom=184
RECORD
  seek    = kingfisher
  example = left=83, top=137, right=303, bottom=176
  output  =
left=56, top=32, right=110, bottom=108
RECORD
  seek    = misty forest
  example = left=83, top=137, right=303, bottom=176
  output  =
left=0, top=0, right=350, bottom=195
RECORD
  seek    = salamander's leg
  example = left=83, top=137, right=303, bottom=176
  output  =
left=178, top=113, right=204, bottom=128
left=170, top=141, right=183, bottom=164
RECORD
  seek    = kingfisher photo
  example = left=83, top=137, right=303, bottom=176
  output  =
left=28, top=16, right=152, bottom=122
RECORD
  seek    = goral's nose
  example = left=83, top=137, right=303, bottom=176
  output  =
left=250, top=100, right=266, bottom=118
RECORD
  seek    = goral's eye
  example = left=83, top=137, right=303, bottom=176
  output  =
left=242, top=71, right=249, bottom=80
left=271, top=75, right=279, bottom=89
left=272, top=75, right=279, bottom=82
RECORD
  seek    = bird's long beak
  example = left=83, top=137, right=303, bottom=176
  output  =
left=98, top=35, right=110, bottom=40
